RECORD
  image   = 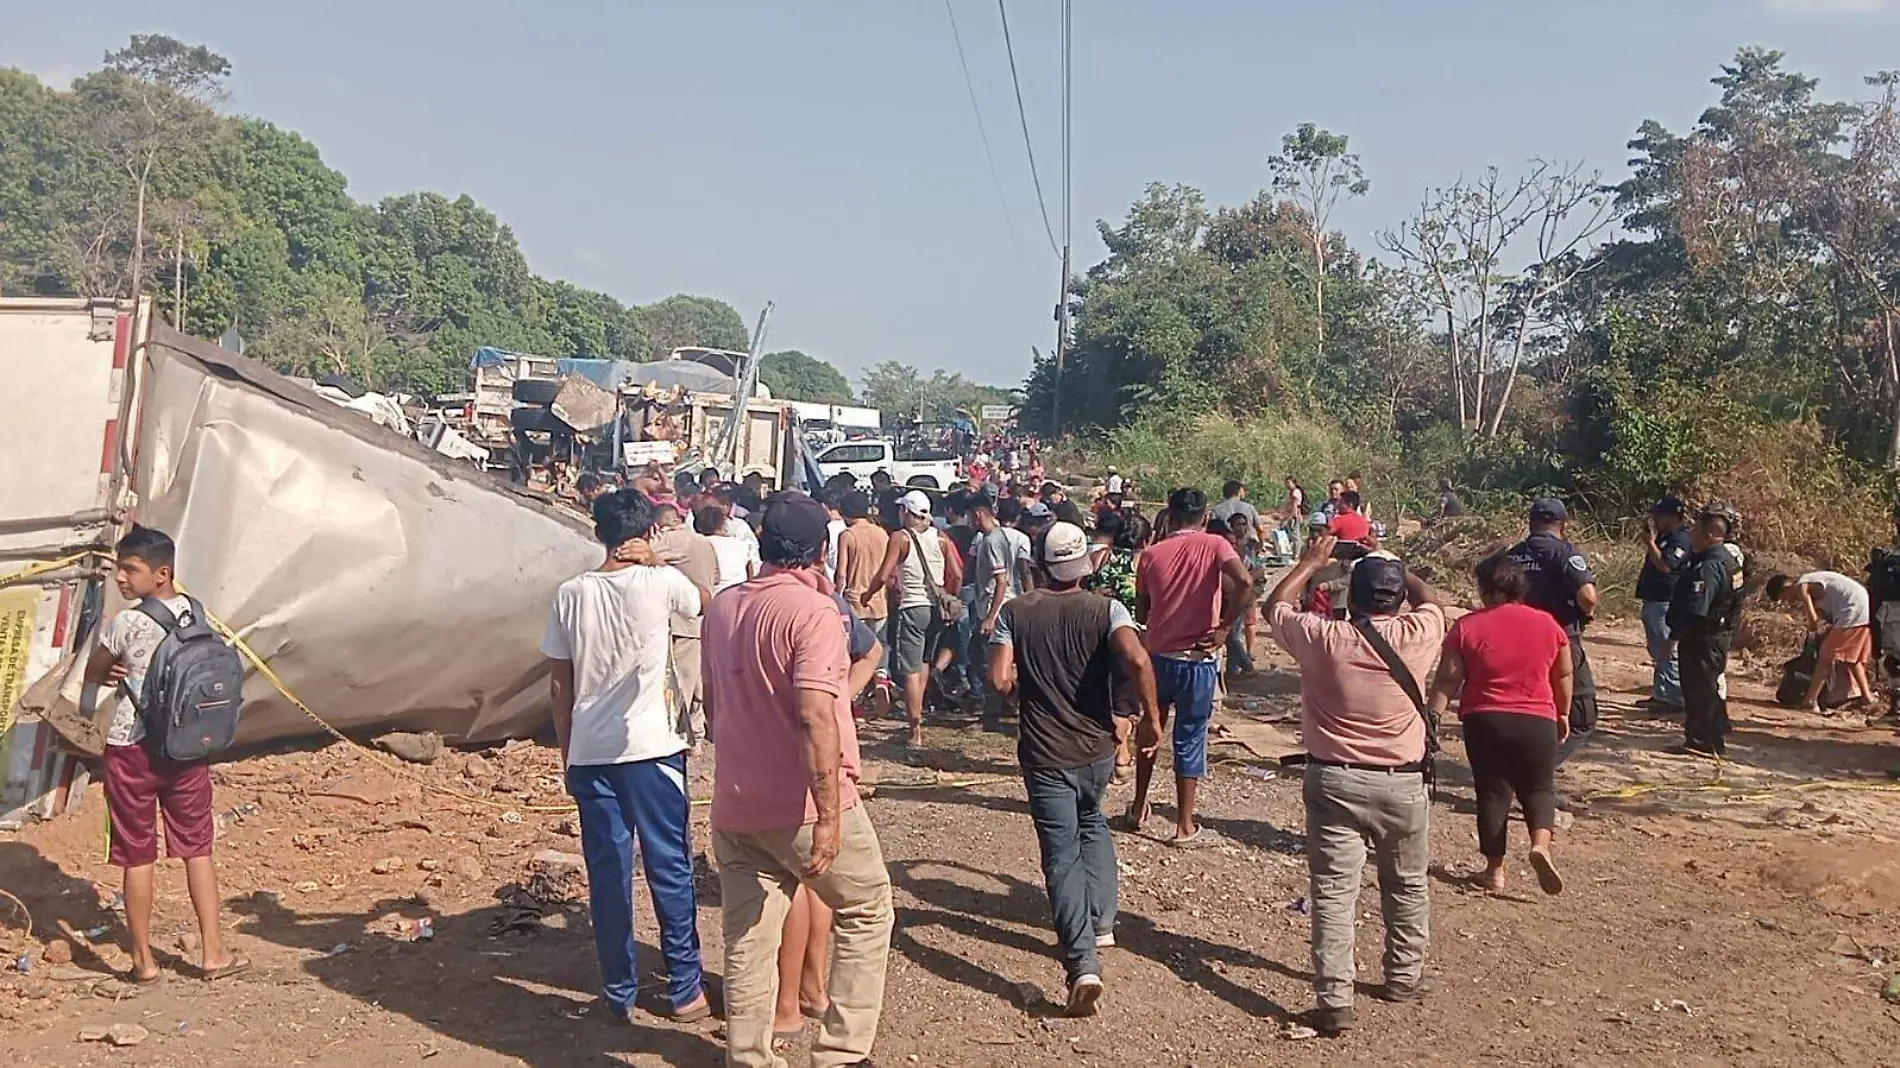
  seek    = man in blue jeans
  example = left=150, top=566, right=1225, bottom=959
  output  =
left=1638, top=496, right=1692, bottom=712
left=989, top=522, right=1163, bottom=1015
left=542, top=489, right=713, bottom=1024
left=1125, top=488, right=1254, bottom=845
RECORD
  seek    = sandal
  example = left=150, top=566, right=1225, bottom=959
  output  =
left=199, top=957, right=250, bottom=982
left=1528, top=849, right=1565, bottom=896
left=1168, top=827, right=1224, bottom=849
left=1112, top=803, right=1149, bottom=833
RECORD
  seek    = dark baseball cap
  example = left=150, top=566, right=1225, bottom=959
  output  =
left=1348, top=552, right=1408, bottom=615
left=1650, top=496, right=1685, bottom=517
left=759, top=491, right=830, bottom=564
left=1529, top=498, right=1568, bottom=524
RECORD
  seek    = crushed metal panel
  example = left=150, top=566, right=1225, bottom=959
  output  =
left=550, top=374, right=618, bottom=437
left=131, top=325, right=600, bottom=746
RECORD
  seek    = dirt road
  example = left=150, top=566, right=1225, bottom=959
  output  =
left=4, top=620, right=1900, bottom=1066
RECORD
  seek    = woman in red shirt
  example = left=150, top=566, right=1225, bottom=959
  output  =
left=1428, top=554, right=1575, bottom=895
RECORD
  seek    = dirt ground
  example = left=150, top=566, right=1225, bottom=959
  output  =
left=5, top=616, right=1900, bottom=1067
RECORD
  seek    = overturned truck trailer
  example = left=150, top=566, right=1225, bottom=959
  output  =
left=0, top=298, right=598, bottom=823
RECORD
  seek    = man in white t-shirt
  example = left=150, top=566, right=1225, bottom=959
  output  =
left=543, top=489, right=714, bottom=1024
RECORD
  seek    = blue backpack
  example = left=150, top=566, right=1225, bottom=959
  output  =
left=132, top=597, right=245, bottom=762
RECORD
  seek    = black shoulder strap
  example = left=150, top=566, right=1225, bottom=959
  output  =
left=135, top=597, right=182, bottom=634
left=1351, top=617, right=1441, bottom=793
left=905, top=528, right=944, bottom=598
left=1351, top=618, right=1424, bottom=709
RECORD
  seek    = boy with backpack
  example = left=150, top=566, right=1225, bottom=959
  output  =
left=83, top=525, right=248, bottom=983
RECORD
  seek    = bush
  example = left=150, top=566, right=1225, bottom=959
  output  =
left=1057, top=413, right=1384, bottom=512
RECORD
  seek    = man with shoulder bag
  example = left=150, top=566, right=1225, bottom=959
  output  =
left=1267, top=535, right=1446, bottom=1038
left=871, top=490, right=965, bottom=747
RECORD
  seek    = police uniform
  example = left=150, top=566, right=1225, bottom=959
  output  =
left=1667, top=541, right=1745, bottom=755
left=1506, top=530, right=1598, bottom=735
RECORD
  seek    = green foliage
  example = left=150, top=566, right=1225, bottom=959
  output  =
left=1063, top=413, right=1377, bottom=511
left=0, top=39, right=747, bottom=396
left=1035, top=52, right=1900, bottom=567
left=758, top=349, right=853, bottom=403
left=859, top=360, right=1013, bottom=428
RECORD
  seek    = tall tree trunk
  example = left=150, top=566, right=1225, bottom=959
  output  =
left=1445, top=307, right=1466, bottom=427
left=1485, top=307, right=1534, bottom=438
left=128, top=151, right=156, bottom=301
left=1313, top=232, right=1326, bottom=361
left=1885, top=307, right=1900, bottom=472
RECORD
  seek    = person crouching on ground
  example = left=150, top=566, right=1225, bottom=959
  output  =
left=703, top=491, right=895, bottom=1068
left=84, top=525, right=248, bottom=984
left=1766, top=570, right=1875, bottom=714
left=988, top=522, right=1163, bottom=1017
left=1426, top=553, right=1573, bottom=895
left=1268, top=534, right=1444, bottom=1036
left=541, top=490, right=712, bottom=1024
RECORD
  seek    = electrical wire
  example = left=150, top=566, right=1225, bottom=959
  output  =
left=944, top=0, right=1029, bottom=264
left=996, top=0, right=1060, bottom=256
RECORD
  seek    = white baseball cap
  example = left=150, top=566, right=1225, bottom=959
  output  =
left=1042, top=521, right=1096, bottom=583
left=901, top=490, right=932, bottom=517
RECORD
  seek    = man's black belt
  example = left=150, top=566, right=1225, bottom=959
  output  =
left=1309, top=757, right=1426, bottom=774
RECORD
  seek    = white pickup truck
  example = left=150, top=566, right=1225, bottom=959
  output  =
left=813, top=438, right=959, bottom=489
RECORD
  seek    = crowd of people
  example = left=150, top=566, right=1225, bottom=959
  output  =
left=91, top=451, right=1900, bottom=1064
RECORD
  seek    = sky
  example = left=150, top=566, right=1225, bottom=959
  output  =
left=9, top=0, right=1900, bottom=392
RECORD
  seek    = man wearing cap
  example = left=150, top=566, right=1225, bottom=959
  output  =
left=1104, top=466, right=1125, bottom=496
left=871, top=490, right=965, bottom=747
left=1638, top=497, right=1693, bottom=713
left=1267, top=534, right=1444, bottom=1037
left=1664, top=507, right=1747, bottom=757
left=1124, top=488, right=1254, bottom=845
left=1506, top=499, right=1601, bottom=748
left=703, top=491, right=896, bottom=1068
left=988, top=522, right=1163, bottom=1016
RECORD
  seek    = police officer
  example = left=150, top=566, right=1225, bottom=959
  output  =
left=1665, top=507, right=1746, bottom=757
left=1506, top=499, right=1601, bottom=750
left=1637, top=496, right=1694, bottom=713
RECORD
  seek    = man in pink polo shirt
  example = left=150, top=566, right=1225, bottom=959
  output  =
left=1126, top=487, right=1254, bottom=845
left=702, top=491, right=894, bottom=1068
left=1267, top=534, right=1444, bottom=1038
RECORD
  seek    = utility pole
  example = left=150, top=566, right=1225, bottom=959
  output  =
left=1051, top=0, right=1073, bottom=437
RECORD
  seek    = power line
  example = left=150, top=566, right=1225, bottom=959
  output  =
left=943, top=0, right=1028, bottom=264
left=996, top=0, right=1059, bottom=256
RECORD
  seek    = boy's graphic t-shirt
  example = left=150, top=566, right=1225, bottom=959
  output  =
left=99, top=595, right=195, bottom=747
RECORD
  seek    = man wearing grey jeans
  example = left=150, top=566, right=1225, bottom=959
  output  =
left=1268, top=534, right=1446, bottom=1036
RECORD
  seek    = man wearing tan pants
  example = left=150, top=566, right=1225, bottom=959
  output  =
left=702, top=491, right=894, bottom=1068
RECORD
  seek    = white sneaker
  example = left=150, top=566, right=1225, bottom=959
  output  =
left=1065, top=974, right=1104, bottom=1017
left=1094, top=932, right=1115, bottom=949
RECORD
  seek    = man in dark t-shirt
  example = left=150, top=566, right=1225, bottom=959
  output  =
left=989, top=522, right=1161, bottom=1019
left=1506, top=498, right=1601, bottom=748
left=1637, top=496, right=1692, bottom=712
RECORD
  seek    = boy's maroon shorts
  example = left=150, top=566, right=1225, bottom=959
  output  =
left=103, top=743, right=214, bottom=868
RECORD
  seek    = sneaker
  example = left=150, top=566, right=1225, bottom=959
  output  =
left=1064, top=974, right=1104, bottom=1017
left=1094, top=931, right=1115, bottom=949
left=1311, top=1005, right=1355, bottom=1035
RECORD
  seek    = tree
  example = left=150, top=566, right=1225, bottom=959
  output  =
left=1268, top=123, right=1369, bottom=360
left=1378, top=160, right=1612, bottom=436
left=96, top=34, right=231, bottom=302
left=758, top=349, right=853, bottom=403
left=641, top=294, right=750, bottom=360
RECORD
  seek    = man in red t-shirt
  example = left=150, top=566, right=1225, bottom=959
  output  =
left=1327, top=490, right=1375, bottom=546
left=1126, top=487, right=1254, bottom=845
